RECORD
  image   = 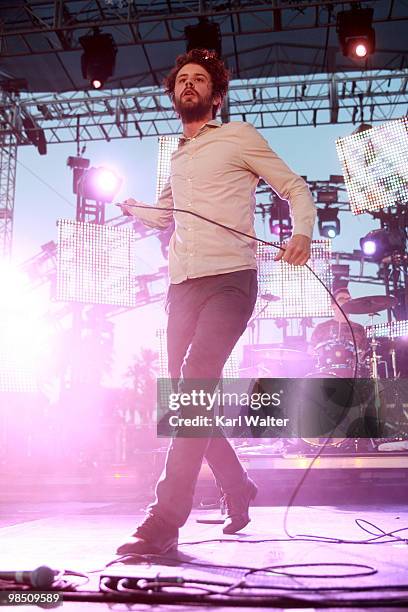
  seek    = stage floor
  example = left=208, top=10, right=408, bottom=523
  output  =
left=1, top=502, right=408, bottom=610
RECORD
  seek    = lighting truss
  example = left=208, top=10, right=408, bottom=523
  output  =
left=255, top=240, right=333, bottom=319
left=366, top=319, right=408, bottom=340
left=0, top=1, right=381, bottom=48
left=0, top=135, right=17, bottom=259
left=156, top=136, right=179, bottom=199
left=336, top=116, right=408, bottom=215
left=56, top=219, right=140, bottom=306
left=0, top=70, right=404, bottom=145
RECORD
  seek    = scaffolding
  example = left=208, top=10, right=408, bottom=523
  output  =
left=0, top=134, right=17, bottom=260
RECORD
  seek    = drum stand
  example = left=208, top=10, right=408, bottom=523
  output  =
left=389, top=340, right=398, bottom=379
left=368, top=314, right=403, bottom=441
left=368, top=313, right=383, bottom=438
left=387, top=339, right=404, bottom=438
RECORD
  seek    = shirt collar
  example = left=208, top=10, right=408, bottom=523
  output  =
left=179, top=120, right=222, bottom=143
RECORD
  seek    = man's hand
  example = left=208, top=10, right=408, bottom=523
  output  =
left=116, top=198, right=139, bottom=216
left=274, top=234, right=311, bottom=266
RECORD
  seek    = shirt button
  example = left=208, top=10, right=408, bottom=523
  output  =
left=188, top=178, right=192, bottom=182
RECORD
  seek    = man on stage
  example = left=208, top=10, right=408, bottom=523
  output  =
left=117, top=49, right=316, bottom=555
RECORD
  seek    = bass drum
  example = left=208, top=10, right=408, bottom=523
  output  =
left=300, top=369, right=366, bottom=448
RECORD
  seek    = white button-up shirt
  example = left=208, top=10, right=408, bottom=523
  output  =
left=125, top=120, right=316, bottom=284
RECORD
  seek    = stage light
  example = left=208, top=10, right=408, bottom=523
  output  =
left=318, top=207, right=340, bottom=239
left=22, top=114, right=47, bottom=156
left=56, top=219, right=140, bottom=307
left=362, top=240, right=377, bottom=256
left=156, top=137, right=179, bottom=199
left=270, top=223, right=283, bottom=236
left=269, top=195, right=292, bottom=240
left=366, top=319, right=408, bottom=340
left=154, top=137, right=179, bottom=257
left=336, top=116, right=408, bottom=215
left=254, top=240, right=333, bottom=319
left=79, top=29, right=117, bottom=89
left=360, top=228, right=406, bottom=262
left=336, top=7, right=375, bottom=60
left=355, top=43, right=368, bottom=58
left=185, top=17, right=222, bottom=56
left=78, top=166, right=122, bottom=203
left=317, top=189, right=338, bottom=205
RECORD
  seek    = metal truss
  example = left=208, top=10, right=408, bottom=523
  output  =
left=0, top=134, right=17, bottom=259
left=0, top=69, right=405, bottom=146
left=0, top=0, right=400, bottom=57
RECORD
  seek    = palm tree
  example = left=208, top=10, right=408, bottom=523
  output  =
left=125, top=348, right=159, bottom=426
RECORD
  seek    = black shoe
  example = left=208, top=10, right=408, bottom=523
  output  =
left=222, top=478, right=258, bottom=534
left=116, top=514, right=179, bottom=555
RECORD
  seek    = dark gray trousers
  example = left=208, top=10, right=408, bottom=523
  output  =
left=148, top=269, right=258, bottom=528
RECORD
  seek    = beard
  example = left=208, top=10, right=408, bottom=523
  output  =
left=174, top=91, right=215, bottom=122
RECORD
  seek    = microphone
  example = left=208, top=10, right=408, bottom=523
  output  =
left=115, top=203, right=131, bottom=216
left=0, top=566, right=57, bottom=589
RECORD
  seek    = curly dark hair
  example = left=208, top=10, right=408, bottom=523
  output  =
left=163, top=49, right=230, bottom=119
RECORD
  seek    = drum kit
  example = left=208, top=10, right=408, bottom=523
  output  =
left=243, top=293, right=398, bottom=451
left=248, top=293, right=397, bottom=380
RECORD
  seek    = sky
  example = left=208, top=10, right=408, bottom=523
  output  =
left=12, top=119, right=382, bottom=386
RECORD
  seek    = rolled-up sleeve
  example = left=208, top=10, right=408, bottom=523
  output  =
left=239, top=123, right=316, bottom=238
left=124, top=177, right=174, bottom=230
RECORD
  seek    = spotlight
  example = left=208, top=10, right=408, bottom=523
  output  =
left=22, top=114, right=47, bottom=156
left=317, top=188, right=338, bottom=205
left=336, top=7, right=375, bottom=60
left=79, top=167, right=122, bottom=203
left=185, top=17, right=222, bottom=57
left=269, top=195, right=292, bottom=240
left=360, top=229, right=406, bottom=262
left=318, top=207, right=340, bottom=239
left=361, top=239, right=377, bottom=256
left=80, top=29, right=117, bottom=89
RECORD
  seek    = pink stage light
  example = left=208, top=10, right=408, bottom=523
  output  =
left=362, top=240, right=377, bottom=256
left=79, top=166, right=122, bottom=203
left=94, top=168, right=119, bottom=194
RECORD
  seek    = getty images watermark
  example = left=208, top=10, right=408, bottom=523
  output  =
left=167, top=386, right=288, bottom=430
left=156, top=377, right=402, bottom=439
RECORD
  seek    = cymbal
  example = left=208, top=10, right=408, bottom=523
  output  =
left=342, top=295, right=397, bottom=315
left=261, top=293, right=281, bottom=302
